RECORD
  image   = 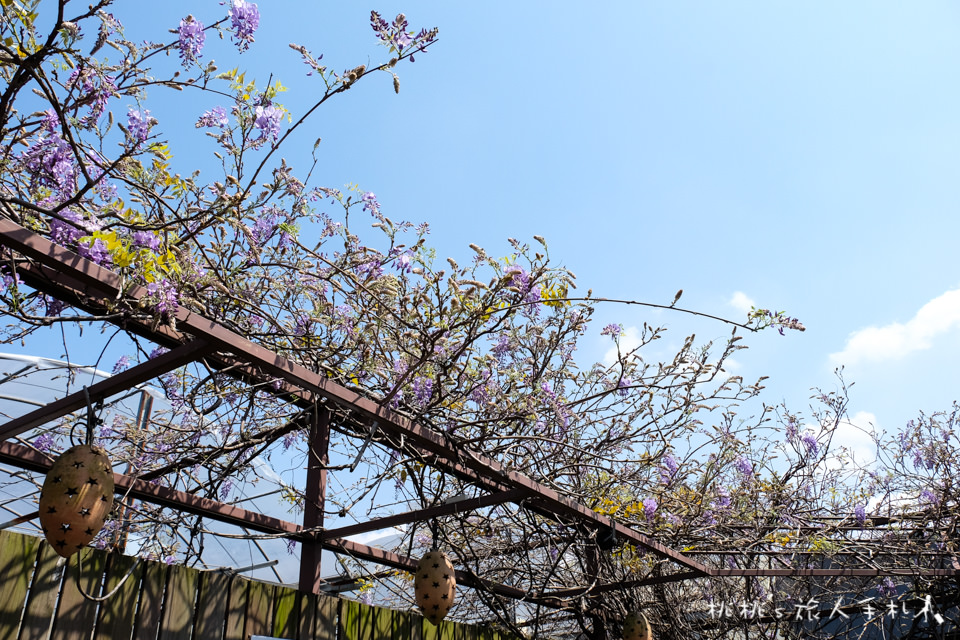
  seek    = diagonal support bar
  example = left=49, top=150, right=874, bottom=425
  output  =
left=0, top=440, right=300, bottom=535
left=0, top=340, right=211, bottom=441
left=0, top=218, right=711, bottom=576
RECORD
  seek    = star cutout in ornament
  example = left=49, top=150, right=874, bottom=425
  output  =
left=65, top=487, right=78, bottom=498
left=79, top=507, right=91, bottom=517
left=86, top=477, right=99, bottom=486
left=46, top=506, right=56, bottom=514
left=72, top=461, right=84, bottom=469
left=55, top=540, right=66, bottom=549
left=85, top=528, right=95, bottom=536
left=60, top=523, right=70, bottom=531
left=51, top=475, right=62, bottom=484
left=432, top=581, right=440, bottom=588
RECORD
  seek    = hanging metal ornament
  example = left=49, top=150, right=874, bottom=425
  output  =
left=414, top=550, right=456, bottom=625
left=38, top=443, right=114, bottom=558
left=622, top=611, right=653, bottom=640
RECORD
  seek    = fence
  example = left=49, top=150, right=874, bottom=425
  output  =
left=0, top=530, right=515, bottom=640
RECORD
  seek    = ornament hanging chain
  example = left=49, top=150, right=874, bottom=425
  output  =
left=83, top=386, right=102, bottom=446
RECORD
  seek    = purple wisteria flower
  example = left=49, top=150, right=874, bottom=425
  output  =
left=642, top=498, right=658, bottom=520
left=492, top=334, right=513, bottom=361
left=369, top=11, right=434, bottom=54
left=735, top=456, right=753, bottom=477
left=41, top=109, right=59, bottom=133
left=196, top=106, right=229, bottom=128
left=362, top=192, right=383, bottom=220
left=77, top=238, right=111, bottom=265
left=33, top=433, right=55, bottom=453
left=67, top=67, right=117, bottom=125
left=785, top=417, right=798, bottom=441
left=713, top=488, right=732, bottom=510
left=228, top=0, right=260, bottom=51
left=112, top=355, right=130, bottom=374
left=601, top=323, right=623, bottom=338
left=250, top=210, right=280, bottom=246
left=660, top=454, right=679, bottom=484
left=412, top=376, right=434, bottom=407
left=21, top=134, right=76, bottom=195
left=801, top=431, right=819, bottom=456
left=220, top=478, right=234, bottom=501
left=854, top=503, right=866, bottom=525
left=148, top=346, right=169, bottom=359
left=878, top=577, right=897, bottom=599
left=415, top=532, right=432, bottom=547
left=146, top=279, right=179, bottom=320
left=177, top=16, right=205, bottom=66
left=921, top=489, right=940, bottom=506
left=132, top=231, right=161, bottom=252
left=504, top=264, right=531, bottom=293
left=126, top=108, right=153, bottom=145
left=394, top=251, right=413, bottom=274
left=253, top=104, right=282, bottom=142
left=2, top=268, right=20, bottom=289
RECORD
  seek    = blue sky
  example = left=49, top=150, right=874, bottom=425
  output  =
left=133, top=1, right=960, bottom=444
left=20, top=1, right=960, bottom=456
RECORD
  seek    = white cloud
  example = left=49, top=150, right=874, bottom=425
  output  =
left=828, top=411, right=879, bottom=468
left=719, top=357, right=741, bottom=373
left=602, top=326, right=643, bottom=366
left=728, top=291, right=756, bottom=316
left=830, top=288, right=960, bottom=365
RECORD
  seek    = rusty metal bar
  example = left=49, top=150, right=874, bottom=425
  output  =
left=543, top=571, right=703, bottom=599
left=321, top=489, right=527, bottom=542
left=711, top=568, right=960, bottom=577
left=300, top=406, right=331, bottom=594
left=0, top=219, right=707, bottom=571
left=327, top=537, right=560, bottom=606
left=4, top=223, right=509, bottom=495
left=0, top=341, right=210, bottom=441
left=0, top=440, right=300, bottom=535
left=0, top=439, right=561, bottom=602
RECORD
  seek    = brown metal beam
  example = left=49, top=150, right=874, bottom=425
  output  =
left=0, top=440, right=300, bottom=536
left=300, top=406, right=331, bottom=595
left=0, top=341, right=211, bottom=440
left=0, top=439, right=561, bottom=603
left=543, top=571, right=703, bottom=599
left=4, top=223, right=509, bottom=495
left=0, top=217, right=710, bottom=573
left=326, top=537, right=565, bottom=608
left=321, top=489, right=527, bottom=542
left=711, top=568, right=960, bottom=577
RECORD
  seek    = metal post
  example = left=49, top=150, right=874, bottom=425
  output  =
left=299, top=404, right=331, bottom=594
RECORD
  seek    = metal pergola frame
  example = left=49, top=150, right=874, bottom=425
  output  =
left=1, top=217, right=957, bottom=614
